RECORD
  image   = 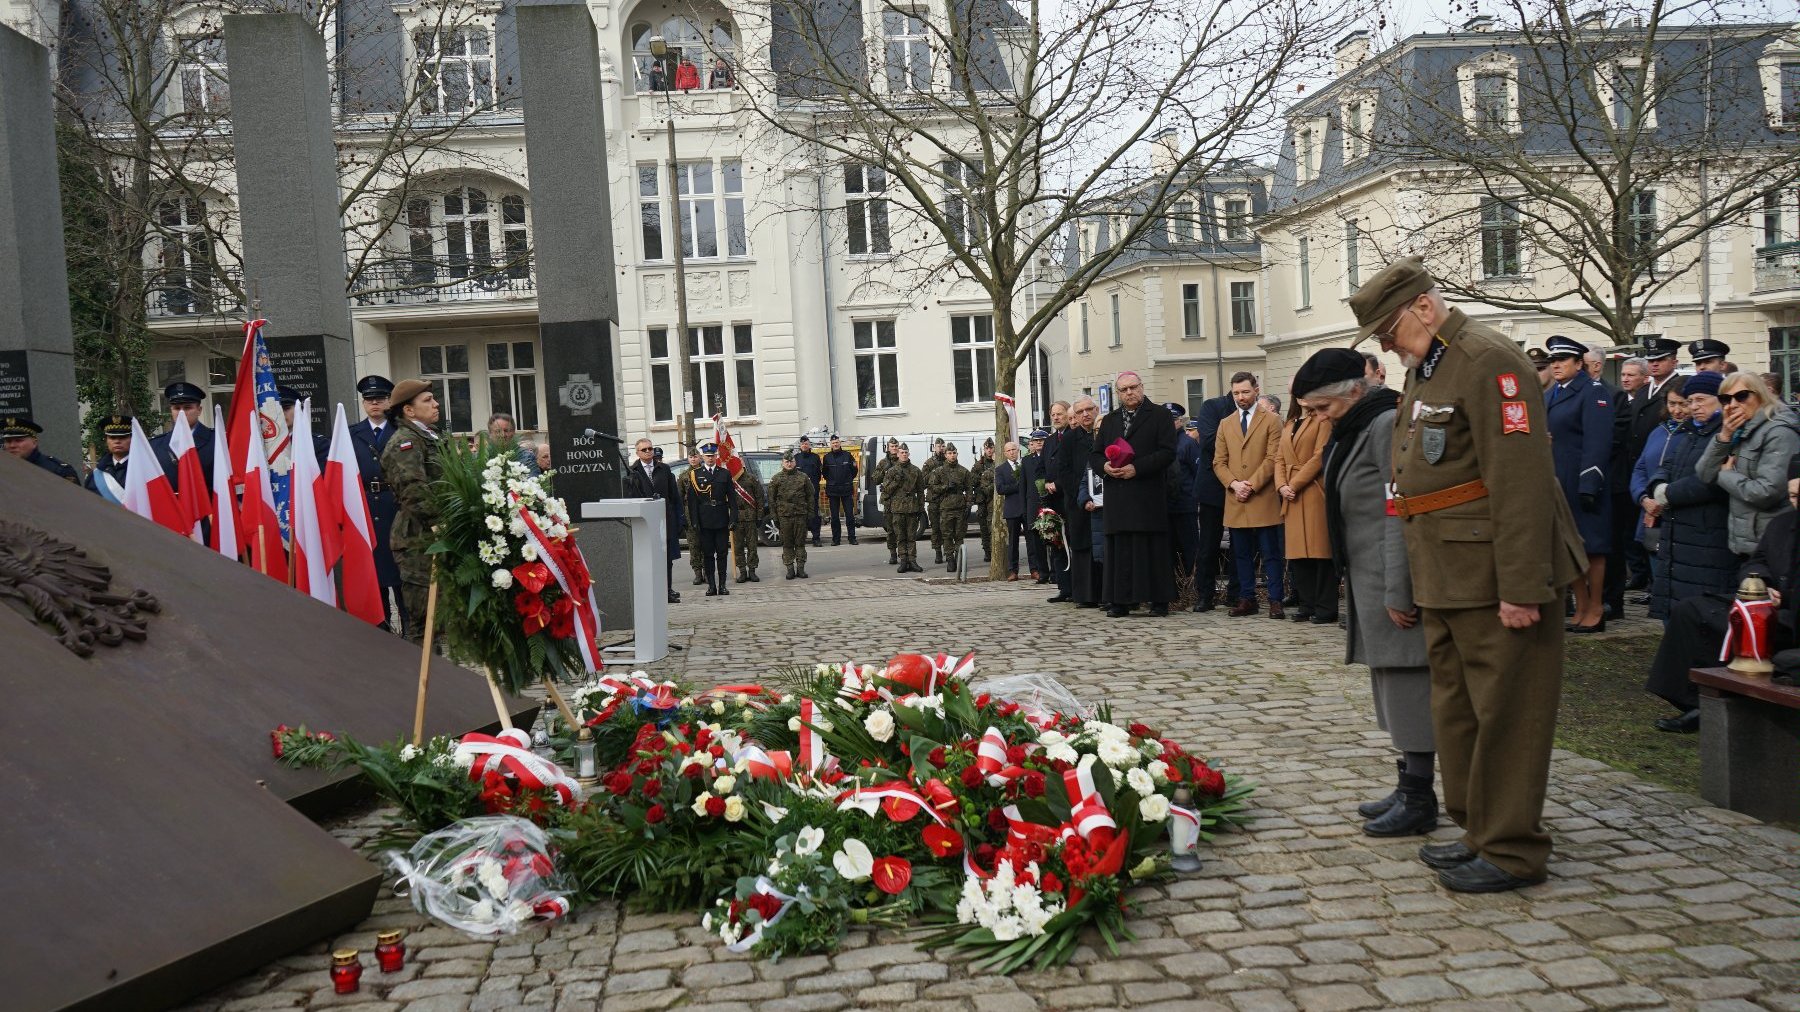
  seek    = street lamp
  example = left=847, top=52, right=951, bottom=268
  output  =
left=648, top=35, right=698, bottom=451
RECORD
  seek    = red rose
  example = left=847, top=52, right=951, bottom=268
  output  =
left=644, top=803, right=666, bottom=824
left=641, top=779, right=663, bottom=798
left=960, top=766, right=984, bottom=789
left=1049, top=758, right=1073, bottom=774
left=604, top=771, right=634, bottom=796
left=1006, top=744, right=1027, bottom=764
left=927, top=747, right=947, bottom=767
left=684, top=763, right=705, bottom=780
left=1198, top=768, right=1227, bottom=797
left=1022, top=771, right=1047, bottom=797
left=705, top=795, right=727, bottom=817
left=1129, top=723, right=1154, bottom=738
left=634, top=758, right=660, bottom=776
left=747, top=892, right=782, bottom=920
left=1041, top=871, right=1064, bottom=893
left=975, top=693, right=992, bottom=709
left=987, top=807, right=1009, bottom=831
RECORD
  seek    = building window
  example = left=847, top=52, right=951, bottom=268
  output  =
left=854, top=319, right=901, bottom=410
left=944, top=158, right=983, bottom=247
left=154, top=197, right=214, bottom=315
left=1297, top=128, right=1315, bottom=182
left=1343, top=101, right=1365, bottom=160
left=846, top=162, right=890, bottom=255
left=1182, top=283, right=1202, bottom=339
left=501, top=194, right=529, bottom=276
left=1628, top=190, right=1657, bottom=258
left=397, top=185, right=531, bottom=284
left=648, top=327, right=674, bottom=421
left=178, top=34, right=229, bottom=118
left=1030, top=346, right=1052, bottom=422
left=1230, top=281, right=1256, bottom=335
left=486, top=341, right=539, bottom=431
left=1764, top=191, right=1786, bottom=247
left=414, top=26, right=495, bottom=114
left=442, top=186, right=492, bottom=275
left=419, top=343, right=473, bottom=433
left=1784, top=62, right=1800, bottom=124
left=1109, top=292, right=1121, bottom=348
left=677, top=161, right=718, bottom=259
left=723, top=160, right=747, bottom=257
left=155, top=360, right=188, bottom=418
left=1079, top=302, right=1089, bottom=353
left=1297, top=235, right=1311, bottom=309
left=1771, top=326, right=1800, bottom=403
left=1481, top=197, right=1522, bottom=278
left=883, top=10, right=931, bottom=93
left=687, top=323, right=756, bottom=418
left=950, top=313, right=995, bottom=404
left=1185, top=378, right=1207, bottom=418
left=1344, top=218, right=1361, bottom=291
left=1473, top=73, right=1509, bottom=130
left=630, top=17, right=736, bottom=93
left=1223, top=197, right=1249, bottom=242
left=1613, top=65, right=1640, bottom=129
left=1169, top=200, right=1194, bottom=244
left=638, top=166, right=664, bottom=261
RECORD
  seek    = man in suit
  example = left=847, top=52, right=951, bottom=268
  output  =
left=624, top=437, right=683, bottom=604
left=1020, top=428, right=1050, bottom=581
left=1190, top=389, right=1240, bottom=611
left=149, top=381, right=215, bottom=491
left=1042, top=401, right=1073, bottom=599
left=994, top=440, right=1026, bottom=579
left=348, top=375, right=404, bottom=629
left=1213, top=371, right=1285, bottom=618
left=683, top=441, right=739, bottom=596
left=1091, top=373, right=1178, bottom=617
left=85, top=415, right=135, bottom=497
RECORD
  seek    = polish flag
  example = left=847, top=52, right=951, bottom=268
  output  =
left=208, top=405, right=239, bottom=560
left=240, top=408, right=288, bottom=582
left=121, top=419, right=187, bottom=534
left=289, top=399, right=335, bottom=605
left=168, top=410, right=212, bottom=542
left=322, top=403, right=383, bottom=624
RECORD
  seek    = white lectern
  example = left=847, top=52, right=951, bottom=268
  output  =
left=580, top=498, right=669, bottom=664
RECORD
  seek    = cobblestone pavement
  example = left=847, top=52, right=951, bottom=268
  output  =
left=187, top=570, right=1800, bottom=1012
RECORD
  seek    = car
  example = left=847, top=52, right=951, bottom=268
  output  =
left=668, top=451, right=785, bottom=547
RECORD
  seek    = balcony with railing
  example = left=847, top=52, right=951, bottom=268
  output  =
left=349, top=254, right=536, bottom=309
left=1754, top=242, right=1800, bottom=305
left=145, top=265, right=244, bottom=319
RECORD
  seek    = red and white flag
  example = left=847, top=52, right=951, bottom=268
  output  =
left=208, top=405, right=239, bottom=559
left=322, top=403, right=383, bottom=624
left=289, top=400, right=334, bottom=604
left=712, top=413, right=755, bottom=506
left=168, top=410, right=212, bottom=542
left=994, top=392, right=1019, bottom=450
left=121, top=419, right=187, bottom=534
left=240, top=408, right=288, bottom=582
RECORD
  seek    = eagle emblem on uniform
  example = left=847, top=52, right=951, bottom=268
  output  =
left=1497, top=373, right=1520, bottom=398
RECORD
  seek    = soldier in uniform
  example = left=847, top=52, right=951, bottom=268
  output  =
left=685, top=448, right=706, bottom=587
left=380, top=379, right=447, bottom=644
left=2, top=415, right=79, bottom=483
left=85, top=415, right=134, bottom=497
left=1352, top=257, right=1585, bottom=893
left=932, top=443, right=974, bottom=572
left=732, top=462, right=764, bottom=583
left=348, top=375, right=403, bottom=631
left=971, top=438, right=997, bottom=561
left=921, top=437, right=947, bottom=563
left=768, top=450, right=814, bottom=579
left=148, top=381, right=215, bottom=491
left=872, top=438, right=901, bottom=564
left=882, top=444, right=926, bottom=572
left=683, top=442, right=738, bottom=596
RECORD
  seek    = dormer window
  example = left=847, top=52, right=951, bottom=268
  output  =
left=1220, top=194, right=1251, bottom=242
left=413, top=26, right=495, bottom=113
left=1340, top=95, right=1374, bottom=162
left=1459, top=54, right=1520, bottom=134
left=1759, top=33, right=1800, bottom=129
left=177, top=34, right=229, bottom=119
left=1596, top=59, right=1658, bottom=130
left=1298, top=127, right=1316, bottom=183
left=1473, top=74, right=1508, bottom=129
left=884, top=9, right=932, bottom=94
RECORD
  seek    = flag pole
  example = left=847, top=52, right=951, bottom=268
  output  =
left=411, top=576, right=439, bottom=745
left=541, top=677, right=579, bottom=733
left=256, top=525, right=268, bottom=577
left=481, top=666, right=512, bottom=730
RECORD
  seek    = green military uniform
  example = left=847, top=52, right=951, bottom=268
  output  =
left=685, top=460, right=706, bottom=586
left=930, top=459, right=973, bottom=571
left=768, top=461, right=814, bottom=578
left=882, top=459, right=925, bottom=570
left=380, top=418, right=445, bottom=644
left=732, top=467, right=764, bottom=581
left=1385, top=293, right=1586, bottom=884
left=970, top=451, right=996, bottom=561
left=920, top=449, right=946, bottom=561
left=872, top=447, right=900, bottom=563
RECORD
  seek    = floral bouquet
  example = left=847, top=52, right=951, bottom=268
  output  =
left=431, top=437, right=601, bottom=695
left=386, top=815, right=572, bottom=936
left=1032, top=507, right=1064, bottom=550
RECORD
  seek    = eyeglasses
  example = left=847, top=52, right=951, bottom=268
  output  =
left=1373, top=305, right=1409, bottom=346
left=1725, top=390, right=1758, bottom=404
left=636, top=447, right=653, bottom=454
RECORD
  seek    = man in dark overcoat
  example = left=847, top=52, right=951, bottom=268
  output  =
left=1089, top=372, right=1178, bottom=617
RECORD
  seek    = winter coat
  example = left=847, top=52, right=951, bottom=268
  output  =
left=1189, top=394, right=1236, bottom=509
left=1058, top=426, right=1096, bottom=548
left=1076, top=467, right=1105, bottom=562
left=1647, top=418, right=1737, bottom=620
left=1697, top=408, right=1800, bottom=556
left=1276, top=414, right=1332, bottom=560
left=1167, top=433, right=1205, bottom=515
left=1090, top=401, right=1178, bottom=533
left=1211, top=404, right=1281, bottom=528
left=1545, top=370, right=1614, bottom=554
left=1629, top=422, right=1678, bottom=544
left=1328, top=405, right=1427, bottom=670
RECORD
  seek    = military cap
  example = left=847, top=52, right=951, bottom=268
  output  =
left=700, top=442, right=719, bottom=454
left=782, top=449, right=797, bottom=461
left=1348, top=256, right=1435, bottom=346
left=1688, top=338, right=1730, bottom=363
left=1, top=415, right=43, bottom=438
left=943, top=443, right=959, bottom=453
left=276, top=384, right=301, bottom=407
left=1163, top=401, right=1186, bottom=419
left=829, top=433, right=841, bottom=440
left=886, top=436, right=901, bottom=447
left=1544, top=335, right=1587, bottom=360
left=163, top=381, right=205, bottom=404
left=984, top=437, right=995, bottom=448
left=1642, top=337, right=1681, bottom=361
left=1027, top=427, right=1050, bottom=440
left=384, top=378, right=433, bottom=420
left=652, top=447, right=665, bottom=461
left=798, top=435, right=812, bottom=445
left=357, top=375, right=395, bottom=399
left=100, top=415, right=134, bottom=438
left=1526, top=347, right=1551, bottom=365
left=1183, top=419, right=1201, bottom=431
left=1291, top=347, right=1367, bottom=399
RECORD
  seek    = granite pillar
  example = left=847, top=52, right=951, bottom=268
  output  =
left=0, top=24, right=80, bottom=464
left=222, top=14, right=355, bottom=428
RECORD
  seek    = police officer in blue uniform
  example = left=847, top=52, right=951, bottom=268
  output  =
left=84, top=415, right=134, bottom=496
left=348, top=375, right=405, bottom=631
left=1543, top=334, right=1613, bottom=633
left=2, top=415, right=80, bottom=483
left=148, top=381, right=216, bottom=491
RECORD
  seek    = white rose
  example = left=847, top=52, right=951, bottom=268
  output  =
left=1147, top=759, right=1170, bottom=783
left=711, top=699, right=726, bottom=715
left=795, top=826, right=825, bottom=856
left=863, top=708, right=895, bottom=742
left=491, top=568, right=514, bottom=590
left=787, top=715, right=802, bottom=732
left=1127, top=767, right=1156, bottom=796
left=1139, top=793, right=1171, bottom=822
left=399, top=743, right=422, bottom=762
left=724, top=796, right=747, bottom=822
left=485, top=514, right=505, bottom=532
left=691, top=793, right=711, bottom=816
left=713, top=774, right=736, bottom=794
left=1037, top=729, right=1066, bottom=747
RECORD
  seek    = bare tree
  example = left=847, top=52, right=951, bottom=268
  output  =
left=729, top=0, right=1351, bottom=575
left=1352, top=1, right=1800, bottom=350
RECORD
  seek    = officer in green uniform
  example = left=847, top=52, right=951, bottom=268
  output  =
left=768, top=450, right=814, bottom=579
left=932, top=444, right=974, bottom=571
left=732, top=464, right=764, bottom=583
left=379, top=379, right=447, bottom=644
left=1350, top=257, right=1586, bottom=894
left=872, top=438, right=901, bottom=564
left=970, top=438, right=997, bottom=562
left=684, top=449, right=706, bottom=587
left=920, top=438, right=947, bottom=563
left=882, top=444, right=926, bottom=572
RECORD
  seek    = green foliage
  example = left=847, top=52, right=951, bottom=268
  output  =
left=275, top=730, right=483, bottom=847
left=554, top=800, right=764, bottom=911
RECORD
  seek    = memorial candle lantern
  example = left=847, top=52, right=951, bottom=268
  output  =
left=329, top=949, right=362, bottom=993
left=1725, top=575, right=1777, bottom=677
left=1168, top=786, right=1203, bottom=873
left=575, top=725, right=598, bottom=784
left=375, top=930, right=406, bottom=973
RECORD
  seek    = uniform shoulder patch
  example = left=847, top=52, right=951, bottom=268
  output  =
left=1500, top=401, right=1531, bottom=434
left=1497, top=373, right=1520, bottom=398
left=396, top=440, right=415, bottom=451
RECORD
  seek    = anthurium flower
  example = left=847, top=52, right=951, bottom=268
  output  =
left=795, top=825, right=825, bottom=856
left=833, top=838, right=874, bottom=881
left=921, top=824, right=964, bottom=858
left=511, top=561, right=551, bottom=594
left=871, top=855, right=912, bottom=894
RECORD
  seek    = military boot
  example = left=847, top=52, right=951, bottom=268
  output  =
left=736, top=566, right=748, bottom=584
left=889, top=549, right=899, bottom=565
left=786, top=563, right=796, bottom=580
left=797, top=563, right=809, bottom=579
left=934, top=547, right=944, bottom=564
left=1362, top=773, right=1438, bottom=837
left=747, top=568, right=760, bottom=582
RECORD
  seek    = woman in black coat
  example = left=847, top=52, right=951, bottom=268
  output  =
left=1059, top=399, right=1100, bottom=605
left=1643, top=391, right=1736, bottom=623
left=1088, top=372, right=1178, bottom=616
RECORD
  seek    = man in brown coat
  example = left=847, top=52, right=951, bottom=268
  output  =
left=1352, top=257, right=1586, bottom=894
left=1213, top=371, right=1286, bottom=618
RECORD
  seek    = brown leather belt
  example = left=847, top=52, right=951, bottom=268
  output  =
left=1392, top=478, right=1489, bottom=518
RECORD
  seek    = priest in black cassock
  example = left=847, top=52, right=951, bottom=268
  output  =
left=1091, top=371, right=1178, bottom=617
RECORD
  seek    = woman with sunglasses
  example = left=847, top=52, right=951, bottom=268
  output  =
left=1698, top=372, right=1800, bottom=560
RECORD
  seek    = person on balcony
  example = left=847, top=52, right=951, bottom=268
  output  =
left=709, top=57, right=734, bottom=89
left=674, top=57, right=701, bottom=91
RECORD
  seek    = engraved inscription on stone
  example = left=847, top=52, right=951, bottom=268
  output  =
left=0, top=520, right=159, bottom=656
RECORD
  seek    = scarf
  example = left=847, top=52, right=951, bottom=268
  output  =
left=1321, top=387, right=1403, bottom=570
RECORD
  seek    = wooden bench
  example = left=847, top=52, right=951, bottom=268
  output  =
left=1690, top=667, right=1800, bottom=825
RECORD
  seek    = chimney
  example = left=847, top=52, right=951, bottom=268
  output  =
left=1464, top=15, right=1495, bottom=32
left=1335, top=30, right=1370, bottom=76
left=1149, top=126, right=1181, bottom=175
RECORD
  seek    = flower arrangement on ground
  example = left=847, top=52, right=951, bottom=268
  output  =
left=273, top=651, right=1253, bottom=972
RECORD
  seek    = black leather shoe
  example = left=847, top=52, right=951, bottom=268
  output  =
left=1106, top=606, right=1130, bottom=618
left=1076, top=602, right=1099, bottom=609
left=1567, top=619, right=1606, bottom=634
left=1310, top=612, right=1339, bottom=625
left=1290, top=607, right=1313, bottom=622
left=719, top=585, right=730, bottom=595
left=1194, top=599, right=1216, bottom=613
left=1363, top=773, right=1437, bottom=837
left=1359, top=760, right=1404, bottom=818
left=667, top=591, right=681, bottom=604
left=1149, top=604, right=1169, bottom=617
left=1438, top=857, right=1545, bottom=893
left=1047, top=594, right=1071, bottom=603
left=1418, top=840, right=1477, bottom=870
left=1654, top=708, right=1700, bottom=733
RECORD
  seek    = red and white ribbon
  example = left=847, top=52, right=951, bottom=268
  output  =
left=725, top=876, right=805, bottom=952
left=927, top=651, right=977, bottom=696
left=797, top=697, right=824, bottom=774
left=735, top=744, right=795, bottom=781
left=455, top=729, right=583, bottom=805
left=1721, top=598, right=1777, bottom=663
left=834, top=781, right=949, bottom=826
left=1061, top=761, right=1117, bottom=846
left=512, top=493, right=604, bottom=672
